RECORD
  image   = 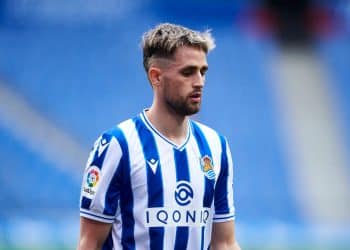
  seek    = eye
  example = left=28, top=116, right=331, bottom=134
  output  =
left=181, top=68, right=195, bottom=77
left=200, top=67, right=208, bottom=76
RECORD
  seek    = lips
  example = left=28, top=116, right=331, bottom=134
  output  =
left=189, top=92, right=202, bottom=102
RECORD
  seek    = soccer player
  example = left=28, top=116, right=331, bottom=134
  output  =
left=77, top=23, right=240, bottom=250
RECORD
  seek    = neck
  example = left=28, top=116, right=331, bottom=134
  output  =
left=145, top=102, right=189, bottom=146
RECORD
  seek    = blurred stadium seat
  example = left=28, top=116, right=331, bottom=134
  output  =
left=0, top=0, right=349, bottom=249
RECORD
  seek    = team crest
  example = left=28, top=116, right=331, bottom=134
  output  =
left=200, top=155, right=216, bottom=180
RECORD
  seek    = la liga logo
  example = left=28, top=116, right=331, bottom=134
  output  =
left=87, top=168, right=100, bottom=187
left=83, top=166, right=101, bottom=198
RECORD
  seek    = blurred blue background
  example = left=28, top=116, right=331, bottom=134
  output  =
left=0, top=0, right=349, bottom=249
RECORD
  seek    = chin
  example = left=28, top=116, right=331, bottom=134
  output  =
left=186, top=107, right=201, bottom=116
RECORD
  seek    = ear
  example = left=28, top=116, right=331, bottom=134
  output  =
left=148, top=66, right=162, bottom=87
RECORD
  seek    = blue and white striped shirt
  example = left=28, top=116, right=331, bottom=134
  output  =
left=80, top=110, right=236, bottom=249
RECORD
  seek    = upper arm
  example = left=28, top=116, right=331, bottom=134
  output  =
left=78, top=130, right=124, bottom=248
left=213, top=136, right=235, bottom=222
left=80, top=131, right=123, bottom=223
left=211, top=136, right=240, bottom=249
left=77, top=217, right=112, bottom=250
left=210, top=221, right=240, bottom=250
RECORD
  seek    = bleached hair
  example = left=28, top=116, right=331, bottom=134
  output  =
left=141, top=23, right=215, bottom=72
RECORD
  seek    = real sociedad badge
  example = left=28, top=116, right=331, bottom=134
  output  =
left=200, top=155, right=216, bottom=180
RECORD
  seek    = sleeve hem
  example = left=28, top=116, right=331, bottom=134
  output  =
left=80, top=209, right=115, bottom=223
left=213, top=211, right=235, bottom=223
left=213, top=215, right=235, bottom=223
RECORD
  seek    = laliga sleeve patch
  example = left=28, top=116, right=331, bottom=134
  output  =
left=82, top=166, right=101, bottom=199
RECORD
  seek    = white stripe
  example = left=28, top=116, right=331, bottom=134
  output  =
left=90, top=136, right=122, bottom=216
left=156, top=136, right=177, bottom=249
left=188, top=226, right=202, bottom=250
left=213, top=212, right=235, bottom=220
left=225, top=141, right=236, bottom=216
left=187, top=133, right=208, bottom=249
left=213, top=216, right=235, bottom=223
left=119, top=119, right=150, bottom=249
left=195, top=122, right=236, bottom=216
left=188, top=135, right=206, bottom=209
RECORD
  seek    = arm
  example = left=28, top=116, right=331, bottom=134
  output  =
left=78, top=132, right=122, bottom=249
left=211, top=136, right=240, bottom=249
left=210, top=220, right=241, bottom=250
left=77, top=217, right=112, bottom=250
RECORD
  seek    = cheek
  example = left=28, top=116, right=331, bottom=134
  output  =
left=163, top=76, right=178, bottom=91
left=163, top=75, right=190, bottom=97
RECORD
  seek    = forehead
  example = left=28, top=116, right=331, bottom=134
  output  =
left=171, top=46, right=208, bottom=68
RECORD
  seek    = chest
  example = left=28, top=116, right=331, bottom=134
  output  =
left=128, top=140, right=220, bottom=209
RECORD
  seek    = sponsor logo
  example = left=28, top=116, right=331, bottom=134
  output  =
left=83, top=166, right=100, bottom=198
left=144, top=181, right=211, bottom=227
left=174, top=181, right=193, bottom=206
left=147, top=158, right=159, bottom=174
left=200, top=155, right=216, bottom=180
left=145, top=207, right=210, bottom=227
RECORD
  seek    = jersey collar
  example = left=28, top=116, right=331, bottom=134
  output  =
left=140, top=109, right=191, bottom=151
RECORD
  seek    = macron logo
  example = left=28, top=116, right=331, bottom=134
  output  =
left=147, top=159, right=159, bottom=174
left=98, top=138, right=109, bottom=157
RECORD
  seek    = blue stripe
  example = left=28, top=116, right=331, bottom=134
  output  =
left=190, top=121, right=215, bottom=208
left=90, top=133, right=112, bottom=169
left=81, top=197, right=92, bottom=209
left=80, top=133, right=110, bottom=213
left=134, top=116, right=164, bottom=250
left=174, top=149, right=190, bottom=250
left=191, top=121, right=215, bottom=250
left=108, top=127, right=135, bottom=250
left=214, top=135, right=230, bottom=214
left=201, top=227, right=205, bottom=250
left=174, top=149, right=190, bottom=182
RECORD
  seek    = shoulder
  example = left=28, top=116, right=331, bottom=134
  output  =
left=97, top=119, right=134, bottom=146
left=190, top=120, right=229, bottom=156
left=98, top=115, right=142, bottom=149
left=190, top=119, right=226, bottom=142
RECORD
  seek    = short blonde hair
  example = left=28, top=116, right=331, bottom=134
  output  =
left=141, top=23, right=215, bottom=72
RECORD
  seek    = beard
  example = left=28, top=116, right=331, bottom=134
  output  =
left=165, top=93, right=201, bottom=117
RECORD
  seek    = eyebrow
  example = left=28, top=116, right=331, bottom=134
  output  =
left=180, top=65, right=208, bottom=71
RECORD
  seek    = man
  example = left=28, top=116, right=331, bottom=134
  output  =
left=78, top=23, right=240, bottom=250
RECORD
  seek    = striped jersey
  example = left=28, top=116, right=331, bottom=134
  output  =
left=80, top=110, right=236, bottom=250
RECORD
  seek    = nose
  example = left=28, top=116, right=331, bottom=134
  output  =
left=193, top=71, right=205, bottom=88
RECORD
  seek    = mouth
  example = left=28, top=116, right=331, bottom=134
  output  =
left=189, top=92, right=202, bottom=103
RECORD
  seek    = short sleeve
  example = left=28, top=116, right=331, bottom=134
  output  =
left=79, top=131, right=123, bottom=223
left=213, top=136, right=235, bottom=222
